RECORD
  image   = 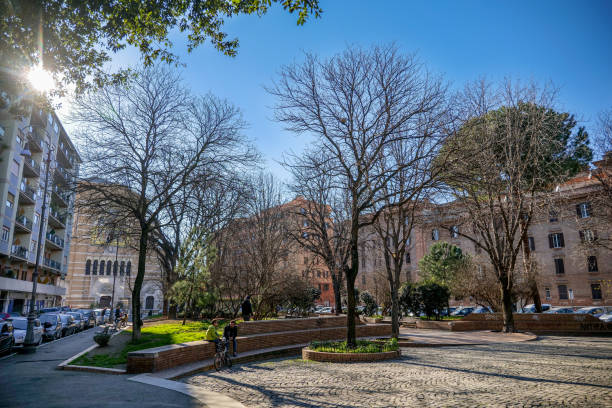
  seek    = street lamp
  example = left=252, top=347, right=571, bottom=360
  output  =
left=22, top=139, right=54, bottom=353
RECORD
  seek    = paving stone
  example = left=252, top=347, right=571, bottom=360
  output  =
left=182, top=336, right=612, bottom=408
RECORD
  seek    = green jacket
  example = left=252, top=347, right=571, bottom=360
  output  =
left=205, top=325, right=219, bottom=341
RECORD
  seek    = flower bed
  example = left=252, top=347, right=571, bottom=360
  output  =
left=302, top=339, right=400, bottom=362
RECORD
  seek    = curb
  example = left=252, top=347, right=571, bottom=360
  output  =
left=57, top=325, right=130, bottom=374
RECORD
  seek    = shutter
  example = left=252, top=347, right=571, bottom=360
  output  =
left=548, top=234, right=554, bottom=248
left=579, top=231, right=584, bottom=242
left=559, top=233, right=565, bottom=247
left=576, top=204, right=582, bottom=217
left=558, top=259, right=565, bottom=274
left=587, top=202, right=592, bottom=217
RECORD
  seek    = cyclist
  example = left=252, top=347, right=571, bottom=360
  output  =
left=205, top=318, right=221, bottom=348
left=223, top=320, right=238, bottom=356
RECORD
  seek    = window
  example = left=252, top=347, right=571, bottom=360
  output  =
left=545, top=287, right=551, bottom=300
left=450, top=225, right=459, bottom=238
left=316, top=270, right=321, bottom=278
left=432, top=229, right=439, bottom=241
left=300, top=207, right=306, bottom=215
left=92, top=260, right=98, bottom=275
left=304, top=256, right=308, bottom=264
left=99, top=260, right=105, bottom=276
left=528, top=237, right=535, bottom=251
left=361, top=274, right=366, bottom=285
left=558, top=285, right=568, bottom=300
left=302, top=232, right=308, bottom=239
left=30, top=240, right=36, bottom=252
left=591, top=284, right=602, bottom=300
left=576, top=202, right=592, bottom=219
left=145, top=296, right=154, bottom=310
left=302, top=271, right=306, bottom=278
left=554, top=258, right=565, bottom=275
left=34, top=213, right=40, bottom=225
left=120, top=261, right=125, bottom=276
left=6, top=192, right=14, bottom=209
left=587, top=256, right=598, bottom=272
left=548, top=233, right=564, bottom=248
left=126, top=261, right=131, bottom=276
left=549, top=210, right=558, bottom=222
left=323, top=284, right=329, bottom=291
left=10, top=159, right=19, bottom=177
left=2, top=227, right=9, bottom=242
left=85, top=259, right=91, bottom=275
left=405, top=236, right=411, bottom=246
left=579, top=230, right=597, bottom=243
left=302, top=220, right=309, bottom=227
left=113, top=260, right=118, bottom=276
left=106, top=260, right=112, bottom=275
left=406, top=252, right=411, bottom=263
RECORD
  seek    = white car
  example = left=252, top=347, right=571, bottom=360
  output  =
left=598, top=312, right=612, bottom=323
left=11, top=317, right=43, bottom=346
left=318, top=307, right=333, bottom=314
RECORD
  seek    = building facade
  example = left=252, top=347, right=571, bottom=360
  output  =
left=357, top=160, right=612, bottom=308
left=0, top=104, right=79, bottom=314
left=64, top=192, right=164, bottom=315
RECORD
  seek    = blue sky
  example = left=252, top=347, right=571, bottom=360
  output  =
left=63, top=0, right=612, bottom=178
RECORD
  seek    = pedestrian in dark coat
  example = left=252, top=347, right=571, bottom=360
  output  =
left=241, top=296, right=253, bottom=321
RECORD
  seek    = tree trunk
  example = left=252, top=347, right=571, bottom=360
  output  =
left=530, top=277, right=542, bottom=313
left=390, top=270, right=401, bottom=339
left=521, top=228, right=542, bottom=313
left=345, top=273, right=357, bottom=347
left=331, top=271, right=342, bottom=315
left=500, top=274, right=515, bottom=333
left=131, top=229, right=149, bottom=341
left=168, top=304, right=177, bottom=319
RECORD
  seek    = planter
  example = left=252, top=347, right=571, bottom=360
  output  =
left=302, top=347, right=400, bottom=363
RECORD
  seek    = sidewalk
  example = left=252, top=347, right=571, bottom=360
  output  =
left=0, top=326, right=201, bottom=408
left=399, top=328, right=536, bottom=346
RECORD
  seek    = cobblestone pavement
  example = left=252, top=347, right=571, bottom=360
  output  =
left=183, top=336, right=612, bottom=408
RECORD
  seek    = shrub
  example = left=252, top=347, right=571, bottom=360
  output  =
left=360, top=291, right=378, bottom=317
left=93, top=333, right=111, bottom=347
left=309, top=338, right=398, bottom=353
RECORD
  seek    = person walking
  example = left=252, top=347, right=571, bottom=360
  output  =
left=223, top=320, right=238, bottom=356
left=115, top=306, right=121, bottom=322
left=241, top=296, right=253, bottom=321
left=101, top=307, right=107, bottom=324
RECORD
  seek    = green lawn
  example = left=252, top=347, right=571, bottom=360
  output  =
left=70, top=320, right=228, bottom=368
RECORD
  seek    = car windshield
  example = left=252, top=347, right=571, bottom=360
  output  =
left=12, top=320, right=27, bottom=330
left=68, top=313, right=81, bottom=319
left=576, top=309, right=591, bottom=314
left=39, top=314, right=56, bottom=323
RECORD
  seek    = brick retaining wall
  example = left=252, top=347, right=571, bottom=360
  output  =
left=127, top=319, right=390, bottom=373
left=238, top=316, right=363, bottom=336
left=302, top=348, right=401, bottom=362
left=416, top=314, right=612, bottom=333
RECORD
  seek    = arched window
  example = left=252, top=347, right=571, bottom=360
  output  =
left=92, top=260, right=98, bottom=275
left=106, top=260, right=112, bottom=275
left=120, top=261, right=125, bottom=276
left=99, top=260, right=105, bottom=276
left=85, top=259, right=91, bottom=275
left=113, top=260, right=118, bottom=276
left=145, top=296, right=154, bottom=310
left=126, top=261, right=131, bottom=276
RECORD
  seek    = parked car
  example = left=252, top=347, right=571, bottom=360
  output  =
left=58, top=314, right=77, bottom=337
left=39, top=313, right=62, bottom=341
left=92, top=309, right=105, bottom=325
left=598, top=312, right=612, bottom=323
left=11, top=317, right=43, bottom=346
left=544, top=307, right=575, bottom=314
left=67, top=312, right=86, bottom=332
left=472, top=306, right=493, bottom=314
left=520, top=304, right=551, bottom=313
left=451, top=307, right=475, bottom=317
left=575, top=307, right=606, bottom=318
left=0, top=320, right=14, bottom=354
left=318, top=307, right=333, bottom=314
left=40, top=307, right=60, bottom=314
left=76, top=309, right=96, bottom=328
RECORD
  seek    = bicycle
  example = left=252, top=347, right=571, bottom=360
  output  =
left=114, top=314, right=128, bottom=331
left=214, top=338, right=233, bottom=371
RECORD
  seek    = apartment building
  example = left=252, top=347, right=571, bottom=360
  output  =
left=357, top=158, right=611, bottom=307
left=64, top=190, right=164, bottom=315
left=0, top=104, right=79, bottom=314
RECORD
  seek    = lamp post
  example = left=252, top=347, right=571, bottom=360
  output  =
left=109, top=234, right=120, bottom=323
left=22, top=142, right=53, bottom=353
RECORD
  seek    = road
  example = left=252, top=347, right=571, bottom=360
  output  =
left=0, top=326, right=200, bottom=408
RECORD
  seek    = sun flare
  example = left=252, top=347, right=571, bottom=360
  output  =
left=27, top=64, right=55, bottom=93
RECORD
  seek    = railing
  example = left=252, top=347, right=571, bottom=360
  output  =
left=15, top=215, right=33, bottom=230
left=52, top=184, right=71, bottom=205
left=45, top=232, right=65, bottom=248
left=11, top=245, right=29, bottom=259
left=43, top=257, right=62, bottom=271
left=56, top=166, right=74, bottom=184
left=49, top=208, right=67, bottom=225
left=24, top=157, right=41, bottom=174
left=19, top=181, right=37, bottom=201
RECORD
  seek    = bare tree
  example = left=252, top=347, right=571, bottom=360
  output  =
left=71, top=66, right=251, bottom=340
left=437, top=79, right=592, bottom=332
left=285, top=148, right=351, bottom=315
left=270, top=44, right=447, bottom=345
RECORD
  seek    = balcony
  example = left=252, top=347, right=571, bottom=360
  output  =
left=48, top=208, right=66, bottom=228
left=45, top=232, right=64, bottom=250
left=0, top=276, right=65, bottom=296
left=18, top=181, right=36, bottom=205
left=56, top=142, right=74, bottom=169
left=55, top=166, right=74, bottom=186
left=22, top=157, right=41, bottom=178
left=43, top=257, right=62, bottom=272
left=51, top=185, right=70, bottom=207
left=15, top=215, right=33, bottom=232
left=11, top=245, right=29, bottom=261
